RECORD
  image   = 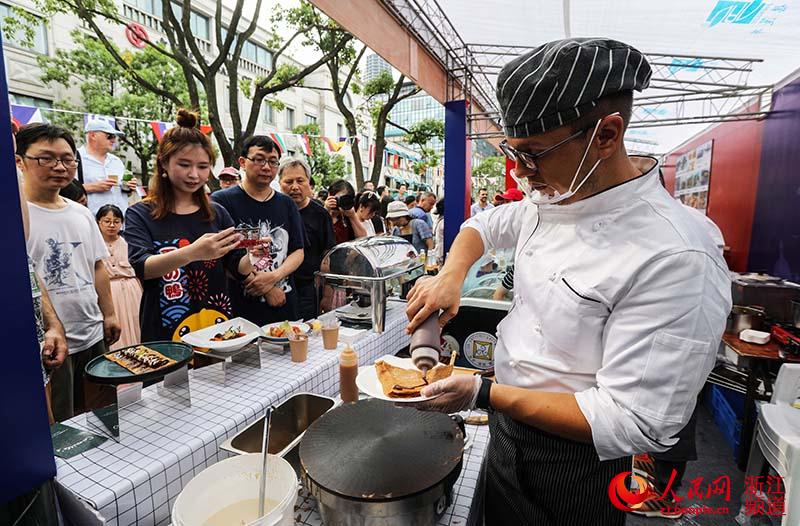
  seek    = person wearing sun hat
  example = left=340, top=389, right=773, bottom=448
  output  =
left=216, top=166, right=241, bottom=190
left=386, top=200, right=433, bottom=254
left=405, top=37, right=731, bottom=525
left=79, top=119, right=135, bottom=215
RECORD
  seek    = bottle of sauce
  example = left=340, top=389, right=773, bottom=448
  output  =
left=339, top=346, right=359, bottom=403
left=410, top=312, right=441, bottom=376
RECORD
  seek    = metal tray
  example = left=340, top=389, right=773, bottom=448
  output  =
left=220, top=392, right=337, bottom=457
left=84, top=341, right=193, bottom=385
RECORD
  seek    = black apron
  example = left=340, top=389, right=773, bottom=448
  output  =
left=485, top=411, right=630, bottom=526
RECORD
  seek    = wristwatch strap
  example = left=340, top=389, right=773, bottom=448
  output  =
left=475, top=376, right=493, bottom=411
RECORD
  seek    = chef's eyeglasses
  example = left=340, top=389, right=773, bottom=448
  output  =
left=499, top=126, right=590, bottom=172
left=246, top=157, right=280, bottom=168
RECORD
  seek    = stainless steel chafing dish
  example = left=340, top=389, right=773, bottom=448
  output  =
left=316, top=236, right=424, bottom=333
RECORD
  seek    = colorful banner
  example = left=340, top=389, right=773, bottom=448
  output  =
left=149, top=120, right=174, bottom=141
left=149, top=120, right=212, bottom=142
left=322, top=136, right=346, bottom=153
left=269, top=132, right=287, bottom=153
left=10, top=104, right=44, bottom=127
left=297, top=134, right=312, bottom=156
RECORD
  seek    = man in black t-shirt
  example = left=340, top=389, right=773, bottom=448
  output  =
left=279, top=157, right=335, bottom=320
left=212, top=136, right=305, bottom=325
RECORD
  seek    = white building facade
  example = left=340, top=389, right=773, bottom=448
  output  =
left=1, top=0, right=421, bottom=188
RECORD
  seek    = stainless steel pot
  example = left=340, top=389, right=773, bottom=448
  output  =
left=726, top=305, right=764, bottom=334
left=300, top=400, right=465, bottom=526
left=307, top=467, right=460, bottom=526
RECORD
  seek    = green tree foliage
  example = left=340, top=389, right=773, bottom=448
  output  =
left=403, top=118, right=443, bottom=177
left=288, top=3, right=421, bottom=188
left=472, top=156, right=505, bottom=178
left=37, top=31, right=194, bottom=182
left=404, top=118, right=444, bottom=147
left=292, top=123, right=346, bottom=189
left=17, top=0, right=349, bottom=165
left=471, top=155, right=506, bottom=195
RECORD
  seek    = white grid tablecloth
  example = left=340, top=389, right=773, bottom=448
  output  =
left=55, top=306, right=490, bottom=526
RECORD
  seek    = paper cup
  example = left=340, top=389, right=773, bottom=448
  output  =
left=321, top=326, right=339, bottom=350
left=289, top=334, right=308, bottom=363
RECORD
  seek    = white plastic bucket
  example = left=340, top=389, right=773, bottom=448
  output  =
left=172, top=453, right=298, bottom=526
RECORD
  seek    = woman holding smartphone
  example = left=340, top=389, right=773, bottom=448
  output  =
left=125, top=109, right=251, bottom=342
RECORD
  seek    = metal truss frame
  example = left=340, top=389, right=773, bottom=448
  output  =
left=378, top=0, right=773, bottom=142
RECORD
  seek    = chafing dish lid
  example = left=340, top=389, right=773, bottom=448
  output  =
left=319, top=236, right=420, bottom=279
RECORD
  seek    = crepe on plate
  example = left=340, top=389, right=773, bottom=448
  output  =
left=374, top=353, right=457, bottom=398
left=105, top=345, right=176, bottom=374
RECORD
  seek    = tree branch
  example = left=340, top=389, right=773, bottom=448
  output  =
left=210, top=0, right=261, bottom=74
left=296, top=86, right=334, bottom=92
left=70, top=1, right=183, bottom=106
left=386, top=119, right=412, bottom=134
left=173, top=0, right=210, bottom=76
left=159, top=0, right=204, bottom=78
left=342, top=45, right=366, bottom=94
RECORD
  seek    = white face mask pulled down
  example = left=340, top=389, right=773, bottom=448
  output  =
left=511, top=116, right=606, bottom=206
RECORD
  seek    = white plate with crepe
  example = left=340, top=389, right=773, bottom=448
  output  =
left=356, top=354, right=451, bottom=403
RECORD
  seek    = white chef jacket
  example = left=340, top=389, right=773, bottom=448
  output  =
left=683, top=204, right=725, bottom=255
left=461, top=157, right=732, bottom=460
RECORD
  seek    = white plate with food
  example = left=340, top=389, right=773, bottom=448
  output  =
left=356, top=354, right=454, bottom=403
left=261, top=321, right=311, bottom=344
left=181, top=317, right=262, bottom=353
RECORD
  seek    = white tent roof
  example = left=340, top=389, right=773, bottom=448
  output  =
left=438, top=0, right=800, bottom=153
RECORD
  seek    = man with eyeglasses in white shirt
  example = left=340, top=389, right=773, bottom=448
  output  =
left=18, top=122, right=120, bottom=422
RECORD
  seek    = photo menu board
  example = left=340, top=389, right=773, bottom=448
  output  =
left=674, top=140, right=713, bottom=214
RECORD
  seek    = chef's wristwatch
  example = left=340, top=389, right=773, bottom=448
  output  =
left=475, top=377, right=493, bottom=410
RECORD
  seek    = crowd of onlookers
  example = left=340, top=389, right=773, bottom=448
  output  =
left=13, top=109, right=453, bottom=426
left=6, top=108, right=511, bottom=521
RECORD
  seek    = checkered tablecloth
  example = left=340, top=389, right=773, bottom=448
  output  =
left=55, top=304, right=490, bottom=526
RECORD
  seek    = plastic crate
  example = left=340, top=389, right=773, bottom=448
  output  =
left=707, top=385, right=745, bottom=457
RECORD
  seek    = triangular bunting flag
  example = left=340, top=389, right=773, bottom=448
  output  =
left=11, top=104, right=44, bottom=127
left=149, top=121, right=175, bottom=142
left=322, top=136, right=346, bottom=153
left=298, top=134, right=312, bottom=156
left=269, top=133, right=287, bottom=153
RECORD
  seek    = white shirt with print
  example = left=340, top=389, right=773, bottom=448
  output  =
left=27, top=198, right=109, bottom=354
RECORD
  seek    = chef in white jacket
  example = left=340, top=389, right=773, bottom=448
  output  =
left=406, top=38, right=732, bottom=526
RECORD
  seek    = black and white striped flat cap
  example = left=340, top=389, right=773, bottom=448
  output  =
left=496, top=38, right=651, bottom=137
